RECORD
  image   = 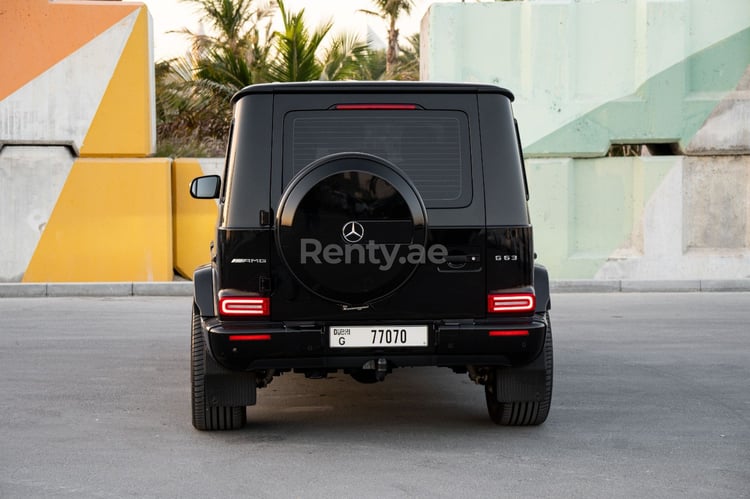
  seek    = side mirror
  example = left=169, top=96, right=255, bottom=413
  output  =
left=190, top=175, right=221, bottom=199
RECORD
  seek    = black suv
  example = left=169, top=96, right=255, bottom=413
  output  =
left=190, top=82, right=552, bottom=430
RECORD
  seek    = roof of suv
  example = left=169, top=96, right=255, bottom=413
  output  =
left=231, top=81, right=515, bottom=103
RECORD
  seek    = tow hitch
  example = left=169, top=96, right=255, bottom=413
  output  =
left=357, top=357, right=390, bottom=382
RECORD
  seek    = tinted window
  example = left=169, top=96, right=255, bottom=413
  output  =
left=284, top=110, right=471, bottom=208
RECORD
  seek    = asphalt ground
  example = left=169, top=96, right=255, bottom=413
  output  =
left=0, top=293, right=748, bottom=498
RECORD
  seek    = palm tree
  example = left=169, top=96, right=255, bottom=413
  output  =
left=267, top=0, right=368, bottom=82
left=320, top=32, right=371, bottom=81
left=353, top=49, right=387, bottom=81
left=361, top=0, right=414, bottom=77
left=155, top=1, right=278, bottom=156
left=178, top=0, right=276, bottom=86
left=392, top=32, right=419, bottom=80
left=266, top=0, right=329, bottom=81
left=156, top=0, right=373, bottom=155
left=155, top=55, right=230, bottom=156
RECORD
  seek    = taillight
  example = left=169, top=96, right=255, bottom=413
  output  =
left=229, top=334, right=271, bottom=341
left=219, top=297, right=269, bottom=316
left=489, top=330, right=529, bottom=337
left=487, top=293, right=535, bottom=313
left=335, top=104, right=417, bottom=110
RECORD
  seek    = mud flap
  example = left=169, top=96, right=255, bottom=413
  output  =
left=203, top=346, right=257, bottom=407
left=494, top=346, right=547, bottom=402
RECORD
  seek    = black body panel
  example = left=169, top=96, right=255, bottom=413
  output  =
left=205, top=315, right=546, bottom=372
left=217, top=226, right=488, bottom=321
left=485, top=226, right=535, bottom=292
left=222, top=94, right=273, bottom=228
left=232, top=81, right=515, bottom=102
left=534, top=265, right=551, bottom=312
left=193, top=265, right=216, bottom=317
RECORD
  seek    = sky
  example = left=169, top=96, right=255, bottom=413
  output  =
left=139, top=0, right=476, bottom=61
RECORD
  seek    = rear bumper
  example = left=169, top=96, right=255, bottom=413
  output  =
left=204, top=316, right=547, bottom=371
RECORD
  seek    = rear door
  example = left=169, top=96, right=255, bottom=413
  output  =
left=270, top=90, right=486, bottom=321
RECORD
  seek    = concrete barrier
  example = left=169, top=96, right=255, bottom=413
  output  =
left=526, top=156, right=750, bottom=280
left=421, top=0, right=750, bottom=157
left=422, top=0, right=750, bottom=280
left=21, top=158, right=174, bottom=282
left=172, top=158, right=224, bottom=279
left=0, top=1, right=154, bottom=156
left=0, top=1, right=159, bottom=282
left=0, top=146, right=75, bottom=282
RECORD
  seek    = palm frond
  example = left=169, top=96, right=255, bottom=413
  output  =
left=321, top=32, right=370, bottom=81
left=267, top=0, right=330, bottom=82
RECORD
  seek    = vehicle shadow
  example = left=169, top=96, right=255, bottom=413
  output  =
left=207, top=367, right=552, bottom=444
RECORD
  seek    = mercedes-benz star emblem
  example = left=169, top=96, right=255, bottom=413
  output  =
left=342, top=221, right=365, bottom=243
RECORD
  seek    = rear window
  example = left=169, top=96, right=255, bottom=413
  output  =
left=283, top=110, right=472, bottom=208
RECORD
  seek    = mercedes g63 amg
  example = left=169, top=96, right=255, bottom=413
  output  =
left=190, top=82, right=552, bottom=430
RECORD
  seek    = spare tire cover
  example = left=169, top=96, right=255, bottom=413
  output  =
left=276, top=153, right=427, bottom=305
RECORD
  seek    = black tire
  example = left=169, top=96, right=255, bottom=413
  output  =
left=485, top=312, right=553, bottom=426
left=191, top=308, right=247, bottom=431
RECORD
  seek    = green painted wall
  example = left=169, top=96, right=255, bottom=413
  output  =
left=527, top=27, right=750, bottom=157
left=422, top=0, right=750, bottom=156
left=526, top=157, right=676, bottom=278
left=422, top=0, right=750, bottom=279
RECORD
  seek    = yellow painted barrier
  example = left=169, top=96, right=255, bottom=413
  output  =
left=23, top=158, right=173, bottom=282
left=172, top=159, right=219, bottom=278
left=81, top=7, right=154, bottom=157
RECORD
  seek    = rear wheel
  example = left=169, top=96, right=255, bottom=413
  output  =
left=191, top=308, right=247, bottom=430
left=485, top=312, right=553, bottom=426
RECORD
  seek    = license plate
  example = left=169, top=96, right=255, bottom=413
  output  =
left=329, top=325, right=428, bottom=348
